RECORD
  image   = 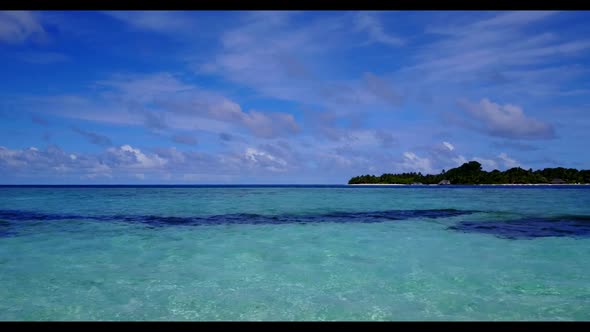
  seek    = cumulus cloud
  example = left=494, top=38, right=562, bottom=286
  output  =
left=0, top=11, right=45, bottom=44
left=106, top=145, right=167, bottom=169
left=0, top=145, right=110, bottom=179
left=0, top=143, right=300, bottom=183
left=416, top=141, right=523, bottom=172
left=243, top=147, right=288, bottom=172
left=458, top=98, right=555, bottom=139
left=0, top=137, right=533, bottom=184
left=416, top=141, right=461, bottom=170
left=410, top=140, right=527, bottom=173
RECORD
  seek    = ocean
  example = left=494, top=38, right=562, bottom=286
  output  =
left=1, top=185, right=589, bottom=321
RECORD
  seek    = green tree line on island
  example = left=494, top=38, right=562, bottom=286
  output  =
left=348, top=161, right=590, bottom=185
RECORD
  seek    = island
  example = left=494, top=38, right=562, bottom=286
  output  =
left=348, top=161, right=590, bottom=185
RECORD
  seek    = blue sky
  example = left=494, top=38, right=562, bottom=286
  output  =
left=1, top=10, right=590, bottom=184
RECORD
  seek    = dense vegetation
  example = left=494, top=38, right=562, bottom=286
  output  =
left=348, top=161, right=590, bottom=185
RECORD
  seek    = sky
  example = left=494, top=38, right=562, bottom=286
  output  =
left=1, top=10, right=590, bottom=184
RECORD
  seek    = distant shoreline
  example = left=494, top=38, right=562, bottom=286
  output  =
left=348, top=183, right=590, bottom=186
left=348, top=161, right=590, bottom=186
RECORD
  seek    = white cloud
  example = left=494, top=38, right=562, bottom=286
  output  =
left=22, top=73, right=301, bottom=139
left=498, top=152, right=520, bottom=169
left=399, top=9, right=590, bottom=104
left=472, top=157, right=499, bottom=171
left=97, top=72, right=196, bottom=104
left=451, top=154, right=468, bottom=166
left=416, top=12, right=566, bottom=78
left=120, top=145, right=167, bottom=168
left=472, top=11, right=559, bottom=29
left=355, top=12, right=404, bottom=47
left=0, top=145, right=110, bottom=179
left=0, top=11, right=45, bottom=44
left=0, top=146, right=26, bottom=167
left=103, top=11, right=197, bottom=34
left=458, top=98, right=554, bottom=139
left=242, top=111, right=299, bottom=139
left=0, top=142, right=303, bottom=182
left=83, top=164, right=113, bottom=179
left=102, top=74, right=300, bottom=138
left=208, top=98, right=300, bottom=138
left=104, top=145, right=167, bottom=171
left=442, top=141, right=454, bottom=151
left=244, top=147, right=288, bottom=172
left=400, top=152, right=433, bottom=174
left=198, top=11, right=348, bottom=106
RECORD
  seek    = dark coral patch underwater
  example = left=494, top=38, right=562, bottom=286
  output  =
left=448, top=215, right=590, bottom=239
left=0, top=208, right=473, bottom=234
left=3, top=208, right=590, bottom=240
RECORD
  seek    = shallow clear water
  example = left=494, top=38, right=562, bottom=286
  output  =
left=1, top=185, right=590, bottom=321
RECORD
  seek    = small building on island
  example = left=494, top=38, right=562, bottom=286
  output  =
left=438, top=179, right=451, bottom=185
left=550, top=178, right=566, bottom=184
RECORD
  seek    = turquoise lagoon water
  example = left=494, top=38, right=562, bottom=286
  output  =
left=1, top=185, right=590, bottom=321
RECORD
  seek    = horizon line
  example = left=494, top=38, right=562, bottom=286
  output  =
left=1, top=184, right=590, bottom=187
